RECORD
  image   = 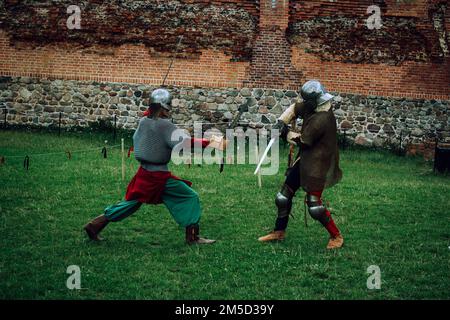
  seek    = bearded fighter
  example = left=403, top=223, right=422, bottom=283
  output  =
left=84, top=88, right=225, bottom=245
left=258, top=80, right=344, bottom=249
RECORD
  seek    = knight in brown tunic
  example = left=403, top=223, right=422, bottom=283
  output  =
left=258, top=80, right=344, bottom=249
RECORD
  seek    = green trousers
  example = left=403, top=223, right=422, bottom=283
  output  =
left=104, top=178, right=201, bottom=228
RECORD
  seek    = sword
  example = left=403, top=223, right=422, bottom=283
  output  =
left=254, top=137, right=276, bottom=175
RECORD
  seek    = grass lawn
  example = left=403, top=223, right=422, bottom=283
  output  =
left=0, top=129, right=449, bottom=300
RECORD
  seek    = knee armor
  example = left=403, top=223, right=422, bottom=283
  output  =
left=306, top=194, right=326, bottom=221
left=275, top=184, right=294, bottom=218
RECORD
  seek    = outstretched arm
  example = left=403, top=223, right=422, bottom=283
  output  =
left=191, top=138, right=210, bottom=149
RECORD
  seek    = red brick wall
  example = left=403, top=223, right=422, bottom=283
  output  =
left=0, top=0, right=260, bottom=61
left=385, top=0, right=429, bottom=17
left=289, top=0, right=450, bottom=99
left=260, top=0, right=289, bottom=28
left=289, top=0, right=430, bottom=19
left=0, top=31, right=250, bottom=88
left=0, top=0, right=449, bottom=99
left=245, top=0, right=302, bottom=89
left=292, top=47, right=450, bottom=100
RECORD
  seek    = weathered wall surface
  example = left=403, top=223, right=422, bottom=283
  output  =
left=1, top=77, right=448, bottom=158
left=0, top=0, right=449, bottom=157
left=288, top=0, right=450, bottom=99
left=0, top=0, right=448, bottom=98
left=0, top=0, right=257, bottom=88
left=0, top=0, right=259, bottom=61
left=287, top=0, right=447, bottom=62
left=245, top=0, right=303, bottom=89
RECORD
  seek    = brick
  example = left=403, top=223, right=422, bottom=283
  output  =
left=0, top=0, right=448, bottom=99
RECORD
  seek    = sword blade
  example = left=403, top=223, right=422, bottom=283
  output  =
left=254, top=137, right=276, bottom=175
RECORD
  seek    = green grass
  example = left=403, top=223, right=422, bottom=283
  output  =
left=0, top=129, right=449, bottom=300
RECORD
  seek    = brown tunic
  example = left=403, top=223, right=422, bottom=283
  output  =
left=294, top=103, right=342, bottom=192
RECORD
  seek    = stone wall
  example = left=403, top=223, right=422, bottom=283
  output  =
left=1, top=76, right=448, bottom=158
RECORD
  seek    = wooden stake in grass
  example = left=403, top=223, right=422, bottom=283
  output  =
left=255, top=144, right=262, bottom=188
left=113, top=115, right=117, bottom=143
left=23, top=155, right=30, bottom=171
left=121, top=138, right=125, bottom=181
left=58, top=112, right=62, bottom=137
left=186, top=156, right=191, bottom=168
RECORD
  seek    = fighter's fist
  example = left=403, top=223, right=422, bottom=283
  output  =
left=209, top=135, right=228, bottom=151
left=273, top=120, right=289, bottom=142
left=287, top=131, right=302, bottom=146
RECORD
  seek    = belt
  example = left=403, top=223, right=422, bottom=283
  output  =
left=140, top=160, right=168, bottom=166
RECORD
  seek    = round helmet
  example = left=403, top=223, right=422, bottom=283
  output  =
left=300, top=80, right=334, bottom=107
left=150, top=88, right=172, bottom=110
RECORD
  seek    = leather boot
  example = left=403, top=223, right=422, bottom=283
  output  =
left=258, top=230, right=286, bottom=242
left=326, top=234, right=344, bottom=249
left=84, top=215, right=109, bottom=241
left=185, top=224, right=216, bottom=245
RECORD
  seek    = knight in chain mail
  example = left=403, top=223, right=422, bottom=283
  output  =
left=258, top=80, right=344, bottom=249
left=84, top=88, right=225, bottom=245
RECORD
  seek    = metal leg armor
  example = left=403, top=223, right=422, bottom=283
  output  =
left=275, top=184, right=295, bottom=219
left=306, top=194, right=330, bottom=225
